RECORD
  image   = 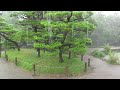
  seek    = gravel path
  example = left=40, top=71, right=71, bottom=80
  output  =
left=0, top=58, right=68, bottom=79
left=33, top=54, right=120, bottom=79
left=0, top=58, right=34, bottom=79
left=1, top=47, right=120, bottom=79
left=68, top=55, right=120, bottom=79
left=67, top=47, right=120, bottom=79
left=1, top=56, right=120, bottom=79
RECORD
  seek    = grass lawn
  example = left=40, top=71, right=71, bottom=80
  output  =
left=2, top=48, right=85, bottom=75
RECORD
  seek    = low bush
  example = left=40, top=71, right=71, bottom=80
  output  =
left=108, top=52, right=119, bottom=64
left=103, top=44, right=111, bottom=55
left=91, top=49, right=105, bottom=59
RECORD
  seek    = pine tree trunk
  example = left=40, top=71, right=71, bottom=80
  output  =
left=0, top=33, right=20, bottom=51
left=12, top=41, right=20, bottom=51
left=17, top=46, right=20, bottom=51
left=37, top=48, right=40, bottom=57
left=68, top=46, right=71, bottom=59
left=43, top=48, right=46, bottom=53
left=81, top=54, right=84, bottom=61
left=59, top=47, right=63, bottom=62
left=68, top=51, right=71, bottom=59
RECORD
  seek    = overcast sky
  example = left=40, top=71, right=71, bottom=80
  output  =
left=94, top=11, right=120, bottom=16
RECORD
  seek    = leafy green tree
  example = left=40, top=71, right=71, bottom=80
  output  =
left=11, top=11, right=45, bottom=57
left=0, top=16, right=20, bottom=52
left=40, top=11, right=96, bottom=62
left=10, top=11, right=96, bottom=62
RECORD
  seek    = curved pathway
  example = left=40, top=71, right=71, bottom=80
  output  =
left=68, top=55, right=120, bottom=79
left=1, top=47, right=120, bottom=79
left=0, top=58, right=34, bottom=79
left=33, top=54, right=120, bottom=79
left=68, top=47, right=120, bottom=79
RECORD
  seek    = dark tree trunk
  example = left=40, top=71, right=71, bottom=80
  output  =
left=17, top=46, right=20, bottom=51
left=68, top=45, right=71, bottom=59
left=81, top=54, right=84, bottom=61
left=10, top=40, right=20, bottom=51
left=33, top=26, right=41, bottom=57
left=43, top=48, right=46, bottom=53
left=68, top=51, right=71, bottom=59
left=59, top=47, right=63, bottom=62
left=0, top=33, right=20, bottom=51
left=37, top=48, right=40, bottom=57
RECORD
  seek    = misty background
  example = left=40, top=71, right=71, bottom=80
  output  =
left=1, top=11, right=120, bottom=47
left=89, top=11, right=120, bottom=47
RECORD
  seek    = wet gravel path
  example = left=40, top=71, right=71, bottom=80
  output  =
left=73, top=47, right=120, bottom=79
left=1, top=47, right=120, bottom=79
left=0, top=58, right=33, bottom=79
left=33, top=54, right=120, bottom=79
left=68, top=55, right=120, bottom=79
left=66, top=47, right=120, bottom=79
left=1, top=56, right=120, bottom=79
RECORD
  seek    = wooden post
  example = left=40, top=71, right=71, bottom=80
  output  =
left=88, top=59, right=90, bottom=67
left=65, top=66, right=69, bottom=77
left=15, top=57, right=18, bottom=66
left=81, top=54, right=83, bottom=61
left=85, top=62, right=87, bottom=72
left=33, top=64, right=36, bottom=76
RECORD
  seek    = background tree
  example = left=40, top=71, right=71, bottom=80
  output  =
left=90, top=12, right=120, bottom=47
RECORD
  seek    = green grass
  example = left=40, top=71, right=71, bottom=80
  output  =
left=2, top=48, right=85, bottom=75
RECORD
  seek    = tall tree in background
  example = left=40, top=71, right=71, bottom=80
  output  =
left=90, top=12, right=120, bottom=47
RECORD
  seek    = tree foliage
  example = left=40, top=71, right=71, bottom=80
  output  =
left=0, top=16, right=20, bottom=51
left=1, top=11, right=96, bottom=62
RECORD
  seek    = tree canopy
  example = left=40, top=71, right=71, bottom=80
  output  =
left=0, top=11, right=96, bottom=62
